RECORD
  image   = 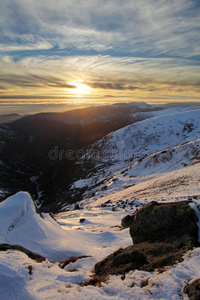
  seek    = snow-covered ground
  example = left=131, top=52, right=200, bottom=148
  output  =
left=77, top=138, right=200, bottom=203
left=1, top=187, right=200, bottom=299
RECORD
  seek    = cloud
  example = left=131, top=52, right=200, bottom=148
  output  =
left=0, top=0, right=200, bottom=107
left=91, top=82, right=138, bottom=90
left=0, top=0, right=200, bottom=58
left=0, top=73, right=76, bottom=90
left=0, top=53, right=199, bottom=104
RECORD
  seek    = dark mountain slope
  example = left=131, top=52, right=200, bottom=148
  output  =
left=0, top=103, right=156, bottom=204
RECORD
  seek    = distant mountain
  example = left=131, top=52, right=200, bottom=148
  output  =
left=38, top=108, right=200, bottom=211
left=0, top=113, right=25, bottom=124
left=26, top=102, right=155, bottom=125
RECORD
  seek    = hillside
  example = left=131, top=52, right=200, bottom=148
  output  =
left=0, top=102, right=155, bottom=202
left=38, top=108, right=200, bottom=211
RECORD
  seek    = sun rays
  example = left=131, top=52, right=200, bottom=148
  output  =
left=69, top=80, right=91, bottom=95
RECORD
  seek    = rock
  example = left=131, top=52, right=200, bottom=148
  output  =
left=112, top=249, right=147, bottom=268
left=121, top=214, right=136, bottom=228
left=59, top=255, right=91, bottom=269
left=94, top=247, right=148, bottom=278
left=28, top=265, right=33, bottom=275
left=85, top=200, right=199, bottom=285
left=74, top=204, right=82, bottom=210
left=0, top=243, right=46, bottom=262
left=130, top=201, right=198, bottom=245
left=93, top=240, right=192, bottom=282
left=79, top=218, right=86, bottom=223
left=184, top=278, right=200, bottom=300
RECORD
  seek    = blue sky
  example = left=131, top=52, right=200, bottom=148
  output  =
left=0, top=0, right=200, bottom=113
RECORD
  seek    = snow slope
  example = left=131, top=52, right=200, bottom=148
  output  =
left=0, top=192, right=91, bottom=261
left=70, top=109, right=200, bottom=204
left=79, top=138, right=200, bottom=202
left=0, top=190, right=200, bottom=299
left=0, top=192, right=132, bottom=262
left=85, top=109, right=200, bottom=165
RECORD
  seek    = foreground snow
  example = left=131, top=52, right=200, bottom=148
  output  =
left=0, top=191, right=200, bottom=299
left=1, top=247, right=200, bottom=300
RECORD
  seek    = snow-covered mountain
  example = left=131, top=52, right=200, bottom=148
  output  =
left=55, top=108, right=200, bottom=209
left=76, top=138, right=200, bottom=204
left=84, top=109, right=200, bottom=165
left=0, top=102, right=157, bottom=202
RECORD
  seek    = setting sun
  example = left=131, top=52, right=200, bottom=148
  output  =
left=69, top=80, right=91, bottom=95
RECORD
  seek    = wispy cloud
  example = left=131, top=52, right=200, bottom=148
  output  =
left=0, top=54, right=199, bottom=96
left=0, top=0, right=200, bottom=106
left=91, top=82, right=139, bottom=90
left=1, top=0, right=200, bottom=57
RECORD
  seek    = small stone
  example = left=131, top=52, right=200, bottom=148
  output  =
left=79, top=218, right=86, bottom=223
left=74, top=204, right=81, bottom=210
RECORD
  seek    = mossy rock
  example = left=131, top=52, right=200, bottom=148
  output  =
left=130, top=201, right=198, bottom=245
left=94, top=247, right=148, bottom=277
left=89, top=201, right=199, bottom=286
left=184, top=278, right=200, bottom=300
left=94, top=240, right=193, bottom=281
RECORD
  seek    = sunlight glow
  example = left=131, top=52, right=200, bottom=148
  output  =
left=69, top=80, right=91, bottom=95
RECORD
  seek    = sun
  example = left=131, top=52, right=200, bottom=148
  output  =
left=69, top=80, right=91, bottom=95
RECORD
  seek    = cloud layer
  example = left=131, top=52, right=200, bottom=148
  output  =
left=0, top=0, right=200, bottom=105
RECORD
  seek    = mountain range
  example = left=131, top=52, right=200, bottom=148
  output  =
left=0, top=102, right=200, bottom=213
left=0, top=102, right=158, bottom=207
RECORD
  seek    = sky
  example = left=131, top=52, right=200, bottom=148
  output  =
left=0, top=0, right=200, bottom=114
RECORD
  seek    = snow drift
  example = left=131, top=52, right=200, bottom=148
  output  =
left=0, top=192, right=89, bottom=261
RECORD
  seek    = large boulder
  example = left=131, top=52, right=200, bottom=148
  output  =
left=129, top=201, right=198, bottom=246
left=86, top=200, right=199, bottom=285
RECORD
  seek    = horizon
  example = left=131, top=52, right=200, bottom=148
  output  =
left=0, top=1, right=200, bottom=115
left=1, top=99, right=200, bottom=116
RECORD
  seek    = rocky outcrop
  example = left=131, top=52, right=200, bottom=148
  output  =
left=89, top=201, right=199, bottom=285
left=93, top=240, right=193, bottom=283
left=95, top=248, right=148, bottom=278
left=129, top=201, right=198, bottom=245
